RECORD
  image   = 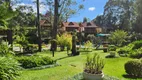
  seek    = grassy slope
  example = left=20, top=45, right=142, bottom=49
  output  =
left=17, top=50, right=141, bottom=80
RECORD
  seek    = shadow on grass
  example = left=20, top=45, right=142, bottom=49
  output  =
left=55, top=56, right=70, bottom=61
left=122, top=74, right=142, bottom=79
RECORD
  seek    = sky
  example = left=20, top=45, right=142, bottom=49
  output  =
left=15, top=0, right=108, bottom=22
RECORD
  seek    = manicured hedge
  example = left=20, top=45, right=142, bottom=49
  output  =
left=125, top=59, right=142, bottom=77
left=17, top=55, right=55, bottom=68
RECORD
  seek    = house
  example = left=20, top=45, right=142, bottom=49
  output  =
left=80, top=21, right=102, bottom=34
left=40, top=11, right=52, bottom=29
left=61, top=22, right=81, bottom=32
left=61, top=21, right=102, bottom=34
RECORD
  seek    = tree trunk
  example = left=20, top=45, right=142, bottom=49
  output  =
left=51, top=0, right=59, bottom=51
left=37, top=0, right=42, bottom=52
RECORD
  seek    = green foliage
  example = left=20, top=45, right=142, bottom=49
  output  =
left=118, top=40, right=142, bottom=58
left=57, top=33, right=72, bottom=50
left=84, top=41, right=93, bottom=51
left=0, top=2, right=17, bottom=29
left=109, top=30, right=128, bottom=46
left=84, top=53, right=105, bottom=74
left=0, top=57, right=20, bottom=80
left=125, top=59, right=142, bottom=77
left=108, top=45, right=117, bottom=51
left=0, top=41, right=14, bottom=56
left=135, top=0, right=142, bottom=33
left=129, top=48, right=142, bottom=59
left=17, top=55, right=55, bottom=68
left=106, top=51, right=117, bottom=58
left=103, top=0, right=135, bottom=31
left=132, top=40, right=142, bottom=50
left=23, top=44, right=38, bottom=53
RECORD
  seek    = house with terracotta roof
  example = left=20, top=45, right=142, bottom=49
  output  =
left=61, top=22, right=81, bottom=32
left=61, top=21, right=102, bottom=34
left=80, top=21, right=102, bottom=34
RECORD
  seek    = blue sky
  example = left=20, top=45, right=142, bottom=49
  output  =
left=18, top=0, right=108, bottom=22
left=69, top=0, right=108, bottom=22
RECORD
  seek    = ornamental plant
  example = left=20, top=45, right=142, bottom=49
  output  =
left=84, top=53, right=105, bottom=74
left=0, top=57, right=20, bottom=80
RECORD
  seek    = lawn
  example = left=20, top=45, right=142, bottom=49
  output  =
left=16, top=50, right=141, bottom=80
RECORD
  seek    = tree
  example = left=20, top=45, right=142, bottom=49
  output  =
left=45, top=0, right=84, bottom=26
left=46, top=0, right=84, bottom=51
left=93, top=15, right=104, bottom=27
left=9, top=5, right=36, bottom=28
left=83, top=17, right=88, bottom=23
left=57, top=33, right=72, bottom=54
left=103, top=0, right=136, bottom=31
left=0, top=2, right=17, bottom=29
left=134, top=0, right=142, bottom=33
left=108, top=30, right=128, bottom=46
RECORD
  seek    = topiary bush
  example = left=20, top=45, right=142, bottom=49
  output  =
left=124, top=59, right=142, bottom=77
left=0, top=57, right=20, bottom=80
left=17, top=55, right=55, bottom=68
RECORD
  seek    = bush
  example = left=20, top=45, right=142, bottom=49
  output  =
left=106, top=51, right=117, bottom=58
left=108, top=30, right=128, bottom=46
left=23, top=44, right=38, bottom=53
left=125, top=59, right=142, bottom=77
left=108, top=45, right=117, bottom=51
left=0, top=57, right=20, bottom=80
left=118, top=49, right=129, bottom=57
left=84, top=41, right=93, bottom=51
left=0, top=41, right=15, bottom=56
left=17, top=55, right=55, bottom=68
left=132, top=40, right=142, bottom=50
left=129, top=48, right=142, bottom=58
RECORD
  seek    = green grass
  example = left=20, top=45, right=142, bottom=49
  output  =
left=16, top=50, right=142, bottom=80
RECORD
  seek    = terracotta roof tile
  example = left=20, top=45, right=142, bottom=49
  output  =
left=81, top=21, right=98, bottom=27
left=62, top=22, right=80, bottom=27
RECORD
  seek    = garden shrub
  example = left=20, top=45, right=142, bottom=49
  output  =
left=108, top=45, right=117, bottom=51
left=0, top=57, right=20, bottom=80
left=57, top=33, right=72, bottom=51
left=17, top=55, right=55, bottom=68
left=106, top=51, right=117, bottom=58
left=23, top=44, right=38, bottom=53
left=108, top=30, right=128, bottom=46
left=132, top=40, right=142, bottom=50
left=0, top=41, right=15, bottom=56
left=84, top=41, right=93, bottom=51
left=118, top=49, right=129, bottom=57
left=125, top=59, right=142, bottom=77
left=129, top=48, right=142, bottom=59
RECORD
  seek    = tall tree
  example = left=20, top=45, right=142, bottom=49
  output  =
left=103, top=0, right=135, bottom=31
left=45, top=0, right=84, bottom=27
left=93, top=15, right=104, bottom=27
left=51, top=0, right=59, bottom=51
left=0, top=2, right=17, bottom=29
left=134, top=0, right=142, bottom=33
left=83, top=17, right=88, bottom=23
left=46, top=0, right=84, bottom=51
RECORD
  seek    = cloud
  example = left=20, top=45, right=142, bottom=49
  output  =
left=88, top=7, right=95, bottom=11
left=12, top=2, right=49, bottom=14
